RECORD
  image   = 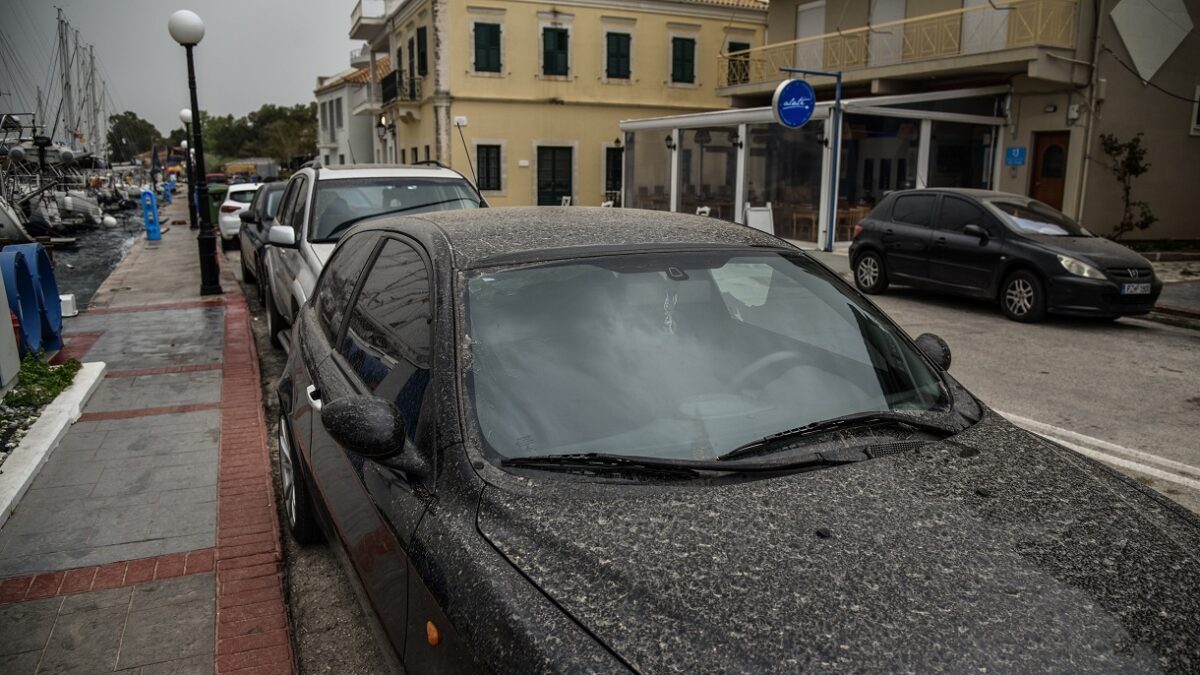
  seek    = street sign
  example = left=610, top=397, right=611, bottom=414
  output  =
left=772, top=79, right=816, bottom=129
left=1005, top=147, right=1027, bottom=166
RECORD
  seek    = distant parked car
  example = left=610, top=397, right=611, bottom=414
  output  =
left=276, top=207, right=1200, bottom=672
left=849, top=189, right=1162, bottom=322
left=237, top=182, right=286, bottom=297
left=260, top=162, right=484, bottom=348
left=205, top=172, right=227, bottom=185
left=217, top=182, right=260, bottom=249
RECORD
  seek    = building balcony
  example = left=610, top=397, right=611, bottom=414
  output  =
left=717, top=0, right=1080, bottom=96
left=349, top=45, right=374, bottom=68
left=351, top=82, right=383, bottom=117
left=349, top=0, right=386, bottom=42
left=380, top=71, right=423, bottom=107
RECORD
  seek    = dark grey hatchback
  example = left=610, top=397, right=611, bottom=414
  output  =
left=848, top=189, right=1162, bottom=322
left=278, top=208, right=1200, bottom=673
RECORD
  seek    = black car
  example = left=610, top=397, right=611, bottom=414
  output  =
left=237, top=182, right=285, bottom=299
left=277, top=207, right=1200, bottom=673
left=848, top=189, right=1162, bottom=322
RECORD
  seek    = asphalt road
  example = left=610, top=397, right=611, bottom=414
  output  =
left=815, top=253, right=1200, bottom=512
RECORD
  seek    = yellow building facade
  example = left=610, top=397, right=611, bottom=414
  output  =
left=349, top=0, right=766, bottom=206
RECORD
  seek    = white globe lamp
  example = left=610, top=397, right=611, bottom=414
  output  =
left=167, top=10, right=205, bottom=46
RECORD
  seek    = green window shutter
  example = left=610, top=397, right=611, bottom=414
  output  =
left=672, top=37, right=695, bottom=83
left=475, top=24, right=501, bottom=72
left=477, top=145, right=501, bottom=191
left=417, top=27, right=428, bottom=76
left=606, top=33, right=630, bottom=79
left=543, top=28, right=568, bottom=76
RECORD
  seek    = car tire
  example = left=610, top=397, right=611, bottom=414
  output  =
left=278, top=413, right=321, bottom=545
left=264, top=284, right=286, bottom=348
left=853, top=251, right=889, bottom=294
left=1000, top=269, right=1047, bottom=323
left=240, top=248, right=255, bottom=284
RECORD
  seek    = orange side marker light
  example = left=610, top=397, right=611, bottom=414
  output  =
left=426, top=620, right=441, bottom=647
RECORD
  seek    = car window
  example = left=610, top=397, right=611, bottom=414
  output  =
left=309, top=177, right=481, bottom=242
left=340, top=238, right=432, bottom=440
left=937, top=196, right=989, bottom=233
left=314, top=232, right=380, bottom=342
left=288, top=176, right=310, bottom=230
left=275, top=180, right=300, bottom=228
left=986, top=199, right=1091, bottom=237
left=262, top=189, right=284, bottom=220
left=228, top=190, right=256, bottom=204
left=891, top=193, right=936, bottom=227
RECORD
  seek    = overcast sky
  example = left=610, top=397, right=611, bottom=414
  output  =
left=2, top=0, right=358, bottom=135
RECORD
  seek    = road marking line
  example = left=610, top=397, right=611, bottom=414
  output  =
left=998, top=411, right=1200, bottom=492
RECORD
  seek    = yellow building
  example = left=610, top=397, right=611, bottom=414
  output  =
left=348, top=0, right=766, bottom=206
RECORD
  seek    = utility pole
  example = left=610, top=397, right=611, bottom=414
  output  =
left=57, top=9, right=75, bottom=149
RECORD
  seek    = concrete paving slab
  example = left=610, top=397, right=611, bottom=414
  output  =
left=37, top=604, right=126, bottom=674
left=118, top=596, right=215, bottom=670
left=0, top=596, right=60, bottom=655
left=83, top=371, right=222, bottom=414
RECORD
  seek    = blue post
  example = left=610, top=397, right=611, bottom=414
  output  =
left=141, top=189, right=162, bottom=241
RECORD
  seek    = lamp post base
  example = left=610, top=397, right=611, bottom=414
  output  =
left=197, top=230, right=223, bottom=296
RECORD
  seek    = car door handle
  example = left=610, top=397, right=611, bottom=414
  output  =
left=306, top=385, right=323, bottom=412
left=935, top=236, right=947, bottom=245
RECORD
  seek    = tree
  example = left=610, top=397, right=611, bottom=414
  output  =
left=165, top=126, right=188, bottom=148
left=106, top=111, right=162, bottom=163
left=1099, top=132, right=1156, bottom=240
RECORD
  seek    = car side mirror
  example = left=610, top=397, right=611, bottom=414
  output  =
left=268, top=224, right=297, bottom=248
left=239, top=211, right=258, bottom=225
left=915, top=333, right=952, bottom=370
left=962, top=224, right=987, bottom=241
left=321, top=395, right=405, bottom=459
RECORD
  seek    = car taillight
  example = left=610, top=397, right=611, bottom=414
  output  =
left=852, top=224, right=864, bottom=239
left=220, top=205, right=240, bottom=213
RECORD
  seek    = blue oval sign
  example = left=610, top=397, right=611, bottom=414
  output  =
left=772, top=79, right=816, bottom=129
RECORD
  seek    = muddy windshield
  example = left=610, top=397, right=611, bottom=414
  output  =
left=464, top=251, right=947, bottom=461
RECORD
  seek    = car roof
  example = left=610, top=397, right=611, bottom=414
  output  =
left=225, top=182, right=260, bottom=192
left=312, top=164, right=467, bottom=181
left=395, top=207, right=789, bottom=268
left=888, top=187, right=1030, bottom=202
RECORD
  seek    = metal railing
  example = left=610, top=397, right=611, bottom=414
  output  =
left=718, top=0, right=1077, bottom=88
left=380, top=71, right=422, bottom=104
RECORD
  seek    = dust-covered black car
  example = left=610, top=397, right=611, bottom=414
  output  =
left=277, top=208, right=1200, bottom=673
left=848, top=189, right=1162, bottom=322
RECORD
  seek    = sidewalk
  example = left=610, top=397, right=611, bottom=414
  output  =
left=0, top=198, right=293, bottom=674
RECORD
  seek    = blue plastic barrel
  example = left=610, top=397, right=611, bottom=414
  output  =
left=0, top=250, right=44, bottom=356
left=8, top=243, right=63, bottom=351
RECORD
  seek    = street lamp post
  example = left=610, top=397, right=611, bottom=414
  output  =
left=179, top=110, right=197, bottom=230
left=169, top=10, right=222, bottom=295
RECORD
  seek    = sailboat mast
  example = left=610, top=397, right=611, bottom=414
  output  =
left=57, top=9, right=76, bottom=148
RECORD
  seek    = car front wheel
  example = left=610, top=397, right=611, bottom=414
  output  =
left=278, top=412, right=321, bottom=545
left=854, top=251, right=889, bottom=294
left=1001, top=269, right=1047, bottom=322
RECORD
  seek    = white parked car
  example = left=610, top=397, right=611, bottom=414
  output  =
left=261, top=162, right=483, bottom=348
left=218, top=182, right=260, bottom=248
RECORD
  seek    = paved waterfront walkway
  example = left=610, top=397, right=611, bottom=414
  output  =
left=0, top=197, right=293, bottom=674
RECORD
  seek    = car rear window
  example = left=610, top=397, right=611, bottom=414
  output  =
left=228, top=190, right=256, bottom=204
left=891, top=194, right=935, bottom=226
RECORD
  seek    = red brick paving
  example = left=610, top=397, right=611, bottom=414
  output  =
left=105, top=362, right=223, bottom=379
left=50, top=331, right=104, bottom=364
left=77, top=401, right=222, bottom=422
left=83, top=298, right=227, bottom=315
left=215, top=293, right=294, bottom=674
left=0, top=548, right=221, bottom=605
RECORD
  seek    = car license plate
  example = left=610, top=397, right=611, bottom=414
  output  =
left=1121, top=283, right=1151, bottom=295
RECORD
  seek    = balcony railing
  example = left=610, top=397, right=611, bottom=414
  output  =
left=380, top=71, right=422, bottom=105
left=718, top=0, right=1077, bottom=88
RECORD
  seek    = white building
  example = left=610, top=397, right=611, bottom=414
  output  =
left=314, top=55, right=391, bottom=166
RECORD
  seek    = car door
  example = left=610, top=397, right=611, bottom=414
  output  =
left=277, top=175, right=310, bottom=322
left=928, top=194, right=1005, bottom=294
left=881, top=192, right=935, bottom=281
left=269, top=179, right=301, bottom=309
left=306, top=235, right=438, bottom=664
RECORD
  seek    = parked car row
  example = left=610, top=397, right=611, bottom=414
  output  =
left=228, top=176, right=1198, bottom=673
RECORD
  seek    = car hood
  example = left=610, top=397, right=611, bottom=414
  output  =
left=477, top=415, right=1200, bottom=673
left=1030, top=235, right=1152, bottom=271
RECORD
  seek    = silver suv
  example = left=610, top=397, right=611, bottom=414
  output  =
left=261, top=162, right=484, bottom=347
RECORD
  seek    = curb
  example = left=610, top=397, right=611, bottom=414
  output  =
left=0, top=361, right=107, bottom=529
left=1153, top=303, right=1200, bottom=320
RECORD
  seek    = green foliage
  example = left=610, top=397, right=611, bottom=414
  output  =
left=4, top=356, right=82, bottom=408
left=106, top=111, right=163, bottom=163
left=1099, top=132, right=1157, bottom=240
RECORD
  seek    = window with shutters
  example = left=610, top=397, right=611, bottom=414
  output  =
left=474, top=23, right=502, bottom=72
left=671, top=37, right=695, bottom=84
left=477, top=145, right=502, bottom=191
left=543, top=27, right=569, bottom=76
left=605, top=146, right=623, bottom=192
left=726, top=41, right=750, bottom=85
left=606, top=32, right=630, bottom=79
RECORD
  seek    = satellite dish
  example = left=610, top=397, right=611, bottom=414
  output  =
left=9, top=146, right=26, bottom=162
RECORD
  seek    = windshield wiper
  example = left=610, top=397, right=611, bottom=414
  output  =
left=501, top=451, right=864, bottom=477
left=319, top=198, right=481, bottom=241
left=719, top=411, right=959, bottom=461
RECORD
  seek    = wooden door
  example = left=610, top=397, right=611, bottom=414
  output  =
left=537, top=146, right=573, bottom=205
left=1030, top=131, right=1068, bottom=209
